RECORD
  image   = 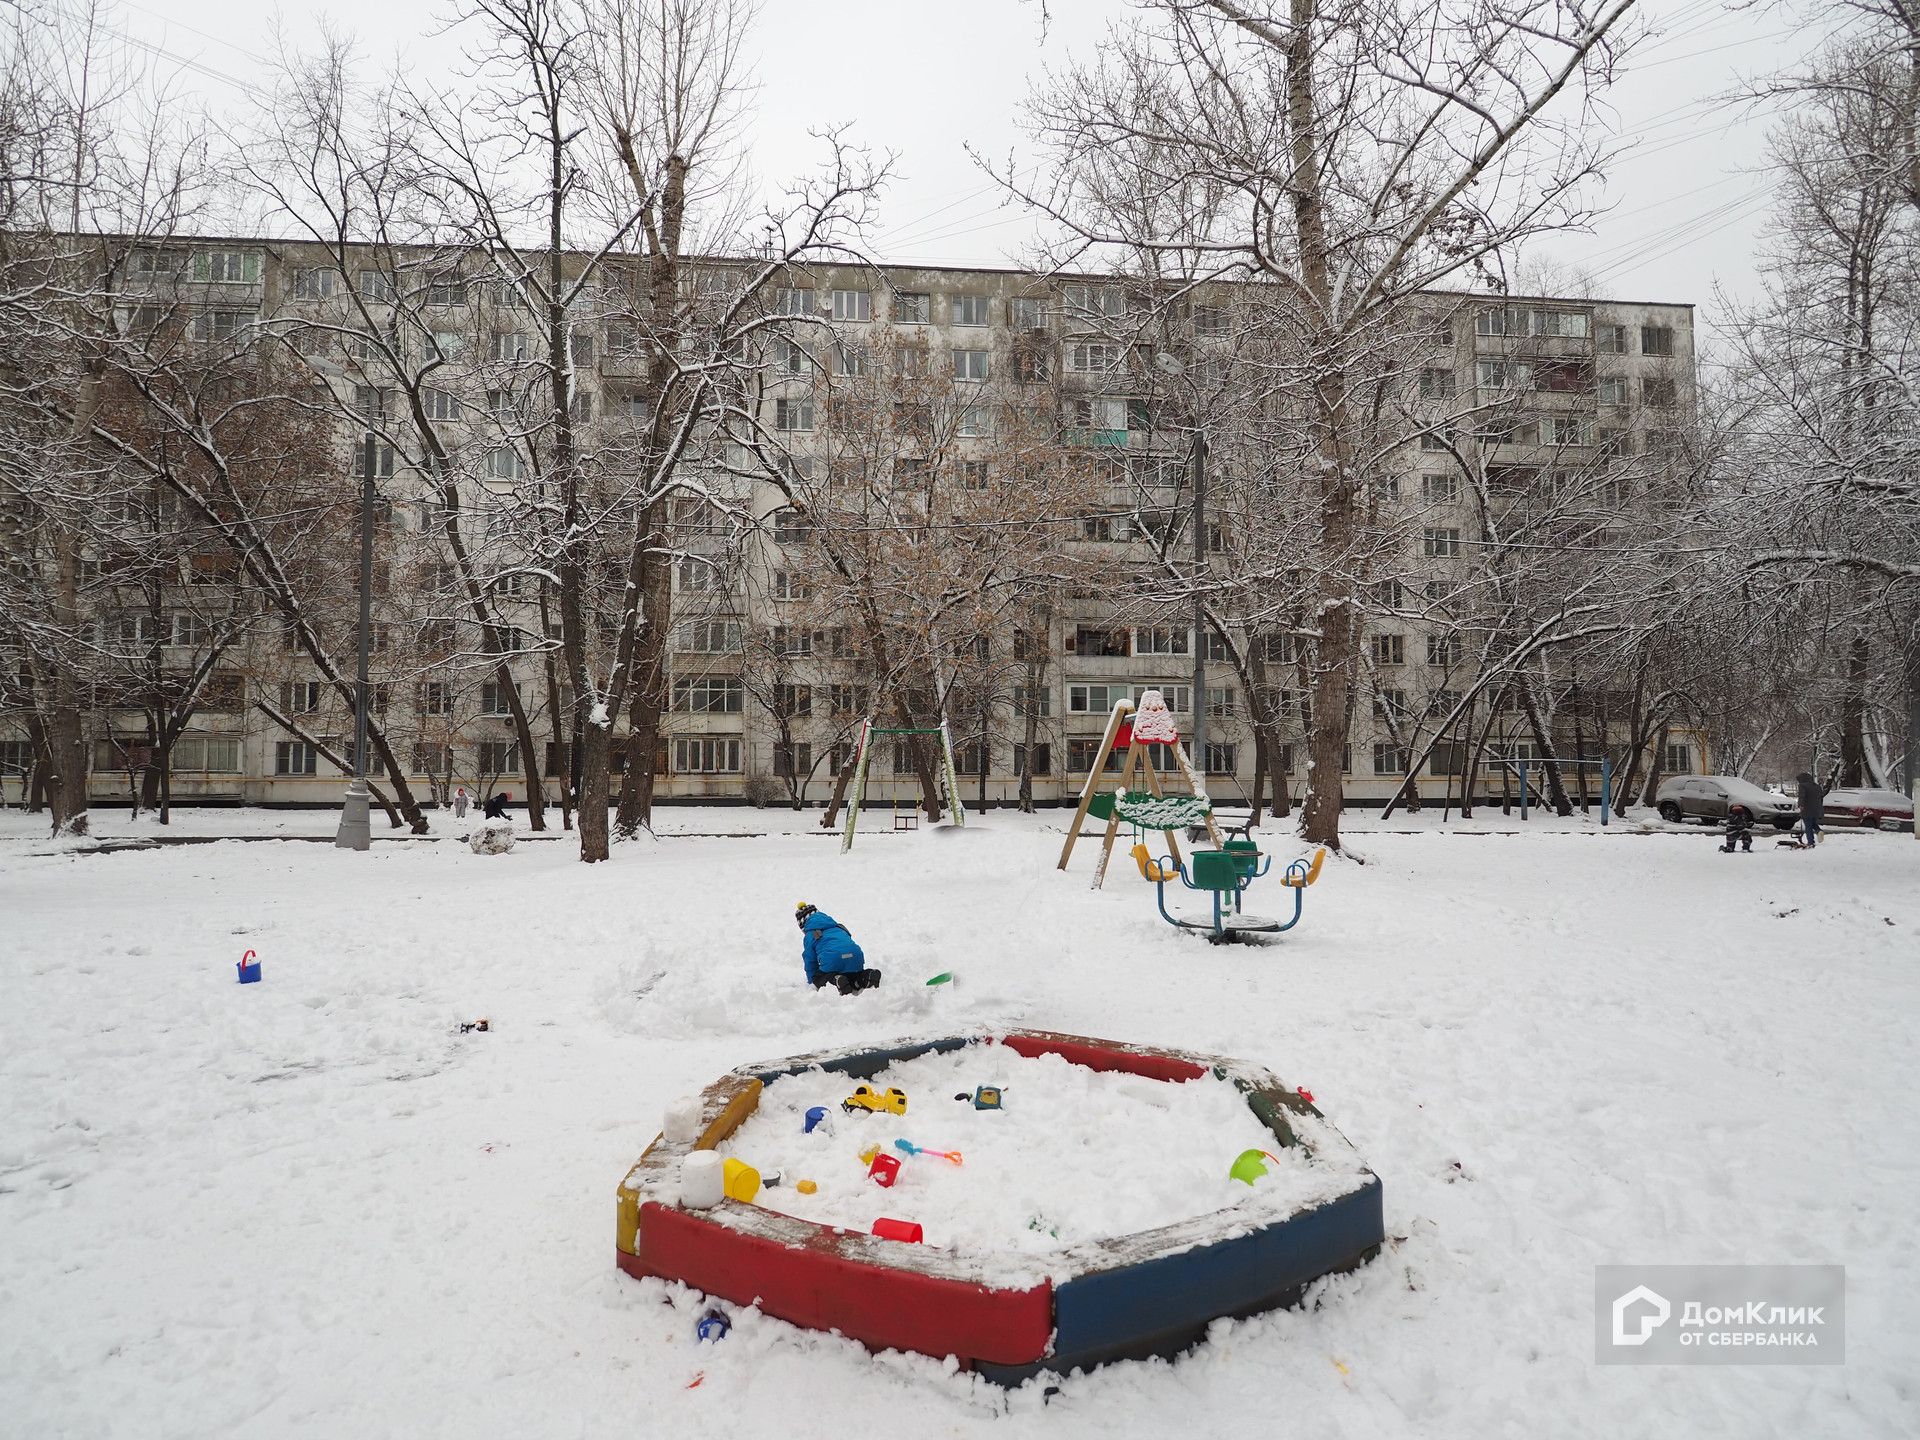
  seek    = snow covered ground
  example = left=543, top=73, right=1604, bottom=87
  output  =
left=1, top=810, right=1914, bottom=1437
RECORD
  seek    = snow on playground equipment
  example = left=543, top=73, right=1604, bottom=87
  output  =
left=839, top=716, right=966, bottom=852
left=1142, top=838, right=1328, bottom=943
left=614, top=1030, right=1383, bottom=1385
left=1058, top=692, right=1223, bottom=888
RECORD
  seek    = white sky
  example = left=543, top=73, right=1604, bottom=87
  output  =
left=99, top=0, right=1822, bottom=330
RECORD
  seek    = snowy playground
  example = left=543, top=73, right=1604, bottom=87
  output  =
left=1, top=809, right=1914, bottom=1438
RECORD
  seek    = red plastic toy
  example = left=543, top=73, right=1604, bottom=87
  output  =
left=872, top=1218, right=923, bottom=1243
left=867, top=1153, right=902, bottom=1187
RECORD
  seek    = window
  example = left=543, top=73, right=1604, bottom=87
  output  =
left=774, top=683, right=813, bottom=717
left=291, top=267, right=335, bottom=299
left=491, top=332, right=529, bottom=362
left=773, top=742, right=813, bottom=778
left=772, top=508, right=810, bottom=544
left=1134, top=626, right=1189, bottom=656
left=193, top=250, right=260, bottom=284
left=1598, top=376, right=1629, bottom=407
left=113, top=614, right=163, bottom=646
left=274, top=741, right=318, bottom=776
left=1013, top=685, right=1052, bottom=718
left=431, top=329, right=466, bottom=359
left=427, top=274, right=466, bottom=307
left=486, top=447, right=524, bottom=481
left=1420, top=367, right=1454, bottom=399
left=1372, top=578, right=1404, bottom=610
left=418, top=682, right=452, bottom=716
left=1426, top=635, right=1461, bottom=666
left=1544, top=416, right=1592, bottom=447
left=1205, top=686, right=1237, bottom=719
left=569, top=333, right=594, bottom=365
left=170, top=736, right=242, bottom=773
left=200, top=673, right=244, bottom=713
left=1423, top=527, right=1463, bottom=558
left=770, top=570, right=812, bottom=602
left=674, top=736, right=743, bottom=773
left=774, top=287, right=813, bottom=316
left=408, top=742, right=452, bottom=776
left=411, top=388, right=458, bottom=423
left=1640, top=325, right=1674, bottom=357
left=1067, top=683, right=1135, bottom=714
left=1372, top=741, right=1409, bottom=775
left=1642, top=377, right=1678, bottom=408
left=675, top=620, right=743, bottom=653
left=192, top=309, right=251, bottom=342
left=1067, top=341, right=1121, bottom=373
left=893, top=291, right=930, bottom=324
left=1062, top=283, right=1124, bottom=318
left=351, top=385, right=391, bottom=421
left=1597, top=323, right=1630, bottom=354
left=772, top=625, right=814, bottom=657
left=958, top=403, right=991, bottom=438
left=830, top=289, right=870, bottom=321
left=1204, top=742, right=1237, bottom=776
left=1421, top=473, right=1458, bottom=503
left=1373, top=688, right=1407, bottom=721
left=1370, top=634, right=1404, bottom=666
left=894, top=345, right=928, bottom=378
left=1013, top=742, right=1052, bottom=776
left=280, top=681, right=324, bottom=714
left=1529, top=309, right=1590, bottom=339
left=837, top=343, right=869, bottom=377
left=1010, top=296, right=1046, bottom=330
left=1154, top=685, right=1193, bottom=714
left=952, top=294, right=990, bottom=326
left=1664, top=742, right=1694, bottom=774
left=474, top=744, right=518, bottom=779
left=1477, top=359, right=1533, bottom=390
left=171, top=613, right=212, bottom=647
left=480, top=681, right=517, bottom=716
left=774, top=397, right=814, bottom=432
left=1192, top=304, right=1227, bottom=337
left=827, top=684, right=868, bottom=717
left=673, top=677, right=743, bottom=714
left=1474, top=306, right=1519, bottom=337
left=1069, top=626, right=1130, bottom=658
left=1011, top=345, right=1051, bottom=383
left=357, top=270, right=395, bottom=301
left=957, top=459, right=990, bottom=491
left=1419, top=428, right=1453, bottom=453
left=952, top=349, right=990, bottom=381
left=777, top=338, right=808, bottom=374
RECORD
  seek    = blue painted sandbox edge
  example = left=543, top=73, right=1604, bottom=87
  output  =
left=741, top=1034, right=976, bottom=1086
left=979, top=1175, right=1385, bottom=1385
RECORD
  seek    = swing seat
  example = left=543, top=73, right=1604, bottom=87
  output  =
left=893, top=806, right=919, bottom=831
left=1131, top=843, right=1179, bottom=883
left=1279, top=848, right=1327, bottom=888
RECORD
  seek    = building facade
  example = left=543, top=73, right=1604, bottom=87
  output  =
left=0, top=236, right=1703, bottom=809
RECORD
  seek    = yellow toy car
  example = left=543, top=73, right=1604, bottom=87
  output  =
left=841, top=1085, right=908, bottom=1116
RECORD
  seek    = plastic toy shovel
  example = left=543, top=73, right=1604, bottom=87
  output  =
left=894, top=1138, right=963, bottom=1166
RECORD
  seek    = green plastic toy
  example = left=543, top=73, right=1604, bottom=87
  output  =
left=1230, top=1148, right=1283, bottom=1185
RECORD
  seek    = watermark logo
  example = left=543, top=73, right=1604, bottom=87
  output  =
left=1610, top=1283, right=1670, bottom=1346
left=1595, top=1266, right=1844, bottom=1366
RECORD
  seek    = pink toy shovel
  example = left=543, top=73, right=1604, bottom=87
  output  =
left=894, top=1138, right=963, bottom=1166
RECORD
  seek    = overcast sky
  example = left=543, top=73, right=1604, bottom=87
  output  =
left=105, top=0, right=1823, bottom=329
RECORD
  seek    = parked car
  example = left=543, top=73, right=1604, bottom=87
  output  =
left=1655, top=775, right=1799, bottom=829
left=1821, top=787, right=1915, bottom=830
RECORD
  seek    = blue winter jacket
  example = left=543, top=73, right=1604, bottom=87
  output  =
left=802, top=912, right=865, bottom=983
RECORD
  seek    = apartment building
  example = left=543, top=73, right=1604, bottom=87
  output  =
left=0, top=235, right=1702, bottom=809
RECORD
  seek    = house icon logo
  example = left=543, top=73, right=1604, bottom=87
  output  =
left=1612, top=1284, right=1671, bottom=1346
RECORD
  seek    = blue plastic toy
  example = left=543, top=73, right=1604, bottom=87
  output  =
left=236, top=949, right=261, bottom=984
left=803, top=1105, right=831, bottom=1134
left=696, top=1308, right=730, bottom=1342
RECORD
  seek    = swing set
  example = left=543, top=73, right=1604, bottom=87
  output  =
left=839, top=716, right=966, bottom=852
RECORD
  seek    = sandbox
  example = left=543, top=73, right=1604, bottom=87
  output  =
left=615, top=1030, right=1383, bottom=1383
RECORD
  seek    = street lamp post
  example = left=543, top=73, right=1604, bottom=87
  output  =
left=334, top=430, right=376, bottom=850
left=1188, top=427, right=1207, bottom=778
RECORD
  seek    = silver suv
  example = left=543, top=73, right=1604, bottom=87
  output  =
left=1655, top=775, right=1798, bottom=830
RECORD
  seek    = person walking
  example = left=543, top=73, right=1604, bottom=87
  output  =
left=1719, top=804, right=1755, bottom=854
left=452, top=786, right=469, bottom=819
left=1794, top=771, right=1826, bottom=849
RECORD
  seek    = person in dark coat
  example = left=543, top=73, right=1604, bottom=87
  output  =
left=796, top=902, right=882, bottom=995
left=483, top=790, right=510, bottom=821
left=1793, top=771, right=1825, bottom=848
left=1720, top=803, right=1755, bottom=854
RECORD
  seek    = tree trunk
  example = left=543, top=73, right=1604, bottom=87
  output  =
left=1516, top=672, right=1573, bottom=816
left=1640, top=724, right=1671, bottom=807
left=616, top=502, right=672, bottom=838
left=1840, top=630, right=1869, bottom=788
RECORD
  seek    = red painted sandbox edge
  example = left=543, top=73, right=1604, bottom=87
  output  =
left=624, top=1202, right=1054, bottom=1366
left=1001, top=1031, right=1210, bottom=1082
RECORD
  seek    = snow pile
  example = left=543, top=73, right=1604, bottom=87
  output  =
left=468, top=818, right=515, bottom=855
left=716, top=1046, right=1334, bottom=1272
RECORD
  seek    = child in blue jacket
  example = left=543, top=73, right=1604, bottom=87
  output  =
left=796, top=903, right=882, bottom=995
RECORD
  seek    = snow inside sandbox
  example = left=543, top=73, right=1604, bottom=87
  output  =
left=713, top=1045, right=1363, bottom=1278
